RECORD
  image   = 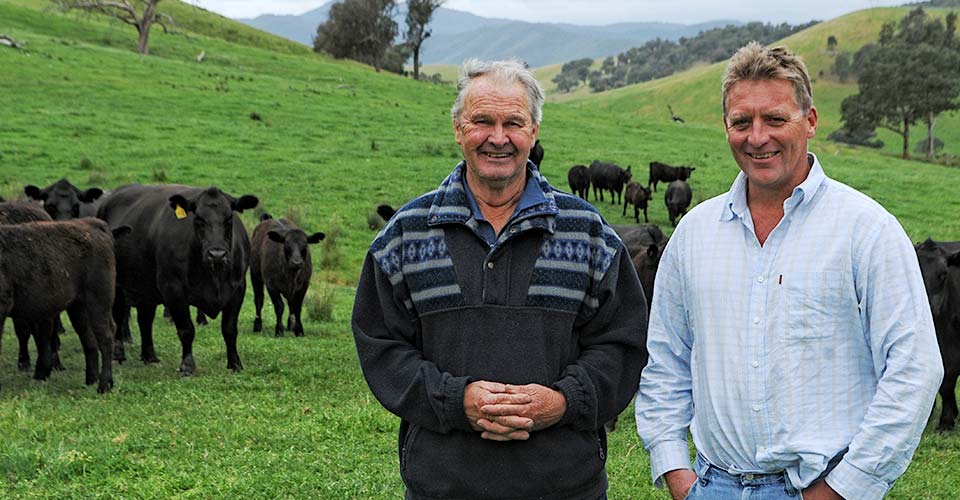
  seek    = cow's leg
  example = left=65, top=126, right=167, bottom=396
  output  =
left=643, top=206, right=648, bottom=223
left=290, top=289, right=307, bottom=337
left=938, top=370, right=960, bottom=430
left=13, top=317, right=33, bottom=371
left=268, top=287, right=285, bottom=337
left=164, top=302, right=196, bottom=375
left=50, top=325, right=65, bottom=372
left=622, top=200, right=628, bottom=217
left=112, top=292, right=130, bottom=363
left=31, top=318, right=55, bottom=381
left=66, top=304, right=98, bottom=386
left=252, top=271, right=265, bottom=333
left=137, top=303, right=160, bottom=364
left=85, top=300, right=115, bottom=394
left=222, top=285, right=245, bottom=372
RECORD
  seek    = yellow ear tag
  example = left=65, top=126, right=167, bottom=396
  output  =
left=175, top=205, right=187, bottom=220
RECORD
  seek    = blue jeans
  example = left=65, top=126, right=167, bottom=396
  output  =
left=683, top=454, right=800, bottom=500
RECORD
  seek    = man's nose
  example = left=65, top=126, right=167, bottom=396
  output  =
left=487, top=123, right=509, bottom=145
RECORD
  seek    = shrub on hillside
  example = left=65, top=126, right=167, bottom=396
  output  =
left=828, top=127, right=884, bottom=149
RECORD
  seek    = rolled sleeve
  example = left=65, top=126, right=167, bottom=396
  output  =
left=826, top=459, right=892, bottom=500
left=647, top=439, right=694, bottom=488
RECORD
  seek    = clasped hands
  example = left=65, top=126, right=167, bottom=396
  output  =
left=464, top=380, right=566, bottom=441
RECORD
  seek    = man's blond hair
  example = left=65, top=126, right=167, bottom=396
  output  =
left=721, top=41, right=813, bottom=116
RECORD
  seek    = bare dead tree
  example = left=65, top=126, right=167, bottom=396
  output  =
left=53, top=0, right=174, bottom=55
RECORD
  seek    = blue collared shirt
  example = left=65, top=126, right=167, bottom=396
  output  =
left=635, top=154, right=942, bottom=499
left=463, top=162, right=548, bottom=246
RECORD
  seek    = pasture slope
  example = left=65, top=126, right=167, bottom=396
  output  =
left=1, top=1, right=959, bottom=498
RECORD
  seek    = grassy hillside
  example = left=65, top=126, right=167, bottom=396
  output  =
left=1, top=2, right=960, bottom=499
left=554, top=7, right=960, bottom=159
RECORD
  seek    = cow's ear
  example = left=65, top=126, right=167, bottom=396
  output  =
left=233, top=195, right=259, bottom=213
left=948, top=251, right=960, bottom=267
left=646, top=243, right=660, bottom=259
left=111, top=225, right=132, bottom=239
left=24, top=185, right=46, bottom=201
left=80, top=188, right=104, bottom=203
left=307, top=232, right=326, bottom=244
left=267, top=230, right=285, bottom=243
left=691, top=167, right=696, bottom=171
left=169, top=194, right=194, bottom=214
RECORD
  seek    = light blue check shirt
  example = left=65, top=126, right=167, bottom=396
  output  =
left=635, top=154, right=943, bottom=499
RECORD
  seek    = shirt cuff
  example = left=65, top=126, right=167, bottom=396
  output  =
left=825, top=458, right=892, bottom=500
left=647, top=439, right=692, bottom=488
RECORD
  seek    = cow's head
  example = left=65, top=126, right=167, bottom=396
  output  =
left=268, top=226, right=325, bottom=271
left=169, top=187, right=258, bottom=266
left=916, top=238, right=960, bottom=318
left=621, top=165, right=633, bottom=184
left=24, top=178, right=103, bottom=220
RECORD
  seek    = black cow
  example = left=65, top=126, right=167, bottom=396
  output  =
left=0, top=218, right=117, bottom=392
left=25, top=178, right=104, bottom=220
left=916, top=238, right=960, bottom=430
left=97, top=184, right=258, bottom=375
left=622, top=181, right=652, bottom=223
left=251, top=214, right=325, bottom=337
left=0, top=201, right=65, bottom=373
left=589, top=160, right=632, bottom=205
left=665, top=180, right=692, bottom=227
left=614, top=224, right=667, bottom=313
left=567, top=165, right=590, bottom=200
left=648, top=161, right=695, bottom=192
left=376, top=204, right=397, bottom=223
left=529, top=139, right=544, bottom=168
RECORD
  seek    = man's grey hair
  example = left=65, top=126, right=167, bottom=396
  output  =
left=721, top=41, right=814, bottom=116
left=451, top=59, right=545, bottom=126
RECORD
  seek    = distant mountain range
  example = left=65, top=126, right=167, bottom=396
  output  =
left=236, top=3, right=740, bottom=67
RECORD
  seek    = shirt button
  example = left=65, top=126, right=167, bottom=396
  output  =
left=752, top=361, right=759, bottom=368
left=758, top=446, right=767, bottom=453
left=753, top=317, right=760, bottom=324
left=753, top=404, right=761, bottom=412
left=509, top=227, right=517, bottom=234
left=487, top=262, right=494, bottom=269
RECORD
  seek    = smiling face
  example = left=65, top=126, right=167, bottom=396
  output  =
left=723, top=78, right=817, bottom=200
left=454, top=76, right=539, bottom=192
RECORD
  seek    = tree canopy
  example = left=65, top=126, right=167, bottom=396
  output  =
left=838, top=8, right=960, bottom=159
left=314, top=0, right=399, bottom=73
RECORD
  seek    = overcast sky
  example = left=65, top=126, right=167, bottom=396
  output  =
left=188, top=0, right=906, bottom=24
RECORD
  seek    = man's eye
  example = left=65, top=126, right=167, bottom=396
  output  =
left=767, top=118, right=786, bottom=126
left=732, top=121, right=750, bottom=131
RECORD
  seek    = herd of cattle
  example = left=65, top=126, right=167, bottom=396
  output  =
left=0, top=179, right=324, bottom=392
left=568, top=160, right=695, bottom=226
left=2, top=167, right=960, bottom=434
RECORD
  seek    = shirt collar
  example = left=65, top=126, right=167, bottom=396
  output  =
left=463, top=167, right=548, bottom=222
left=722, top=153, right=827, bottom=222
left=427, top=160, right=559, bottom=230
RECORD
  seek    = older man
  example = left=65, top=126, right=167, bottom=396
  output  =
left=352, top=59, right=648, bottom=500
left=635, top=42, right=943, bottom=500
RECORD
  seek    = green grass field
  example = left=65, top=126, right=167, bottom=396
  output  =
left=2, top=1, right=960, bottom=498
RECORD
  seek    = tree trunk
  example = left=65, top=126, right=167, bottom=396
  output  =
left=902, top=118, right=910, bottom=160
left=926, top=112, right=936, bottom=161
left=413, top=45, right=421, bottom=81
left=137, top=0, right=160, bottom=55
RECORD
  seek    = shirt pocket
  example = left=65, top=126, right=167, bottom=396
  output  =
left=783, top=270, right=846, bottom=341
